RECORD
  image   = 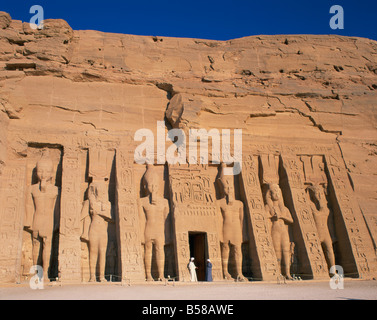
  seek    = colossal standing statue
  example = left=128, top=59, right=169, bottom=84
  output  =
left=81, top=181, right=112, bottom=282
left=139, top=164, right=170, bottom=281
left=26, top=150, right=58, bottom=281
left=307, top=185, right=336, bottom=270
left=265, top=183, right=294, bottom=279
left=217, top=164, right=245, bottom=281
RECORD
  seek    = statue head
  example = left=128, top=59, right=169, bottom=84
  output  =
left=218, top=163, right=235, bottom=201
left=143, top=164, right=160, bottom=196
left=267, top=183, right=282, bottom=202
left=89, top=181, right=108, bottom=202
left=36, top=149, right=54, bottom=182
left=307, top=185, right=325, bottom=207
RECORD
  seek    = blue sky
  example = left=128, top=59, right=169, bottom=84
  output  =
left=2, top=0, right=377, bottom=41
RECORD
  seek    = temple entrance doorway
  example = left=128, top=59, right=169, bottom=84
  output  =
left=188, top=232, right=208, bottom=281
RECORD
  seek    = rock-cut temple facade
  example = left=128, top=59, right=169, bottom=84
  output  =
left=0, top=12, right=377, bottom=283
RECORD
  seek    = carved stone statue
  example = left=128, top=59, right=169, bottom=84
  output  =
left=307, top=185, right=336, bottom=270
left=139, top=164, right=169, bottom=281
left=81, top=181, right=112, bottom=282
left=265, top=183, right=294, bottom=279
left=217, top=164, right=245, bottom=281
left=27, top=150, right=58, bottom=281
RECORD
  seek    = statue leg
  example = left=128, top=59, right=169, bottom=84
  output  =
left=98, top=239, right=108, bottom=282
left=322, top=238, right=336, bottom=272
left=32, top=232, right=41, bottom=267
left=282, top=230, right=292, bottom=279
left=155, top=240, right=165, bottom=281
left=144, top=241, right=153, bottom=281
left=271, top=229, right=282, bottom=272
left=234, top=243, right=245, bottom=281
left=221, top=242, right=232, bottom=280
left=89, top=238, right=99, bottom=282
left=42, top=237, right=52, bottom=281
left=81, top=216, right=91, bottom=242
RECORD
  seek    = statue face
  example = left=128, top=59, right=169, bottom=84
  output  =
left=90, top=182, right=107, bottom=201
left=222, top=178, right=234, bottom=198
left=146, top=178, right=159, bottom=195
left=269, top=184, right=281, bottom=201
left=310, top=186, right=322, bottom=202
left=37, top=162, right=53, bottom=181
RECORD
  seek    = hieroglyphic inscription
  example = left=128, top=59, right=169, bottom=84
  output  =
left=169, top=165, right=222, bottom=281
left=58, top=149, right=82, bottom=282
left=241, top=154, right=278, bottom=280
left=325, top=154, right=377, bottom=278
left=281, top=155, right=329, bottom=279
left=116, top=148, right=145, bottom=280
left=0, top=162, right=26, bottom=283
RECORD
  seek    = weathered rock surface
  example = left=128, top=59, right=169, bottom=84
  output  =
left=0, top=13, right=376, bottom=283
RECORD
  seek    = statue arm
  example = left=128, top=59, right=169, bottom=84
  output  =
left=24, top=186, right=35, bottom=229
left=216, top=200, right=224, bottom=243
left=282, top=206, right=294, bottom=224
left=138, top=198, right=146, bottom=244
left=100, top=201, right=113, bottom=221
left=265, top=194, right=276, bottom=219
left=80, top=200, right=90, bottom=221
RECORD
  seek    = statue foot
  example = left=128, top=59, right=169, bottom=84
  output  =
left=99, top=277, right=107, bottom=283
left=224, top=273, right=232, bottom=281
left=285, top=275, right=293, bottom=280
left=237, top=275, right=246, bottom=282
left=146, top=276, right=154, bottom=282
left=88, top=277, right=96, bottom=283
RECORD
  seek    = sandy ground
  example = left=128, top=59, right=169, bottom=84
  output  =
left=0, top=279, right=376, bottom=300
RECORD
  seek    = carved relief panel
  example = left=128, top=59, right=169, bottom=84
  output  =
left=281, top=155, right=329, bottom=279
left=115, top=148, right=145, bottom=281
left=240, top=154, right=279, bottom=280
left=0, top=161, right=27, bottom=283
left=325, top=153, right=377, bottom=278
left=168, top=165, right=222, bottom=281
left=58, top=148, right=83, bottom=282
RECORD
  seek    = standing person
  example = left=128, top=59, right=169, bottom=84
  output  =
left=206, top=259, right=213, bottom=282
left=188, top=258, right=198, bottom=282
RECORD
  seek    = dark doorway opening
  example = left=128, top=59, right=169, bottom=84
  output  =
left=188, top=232, right=208, bottom=281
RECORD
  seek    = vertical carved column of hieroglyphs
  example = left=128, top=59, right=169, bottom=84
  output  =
left=58, top=148, right=82, bottom=283
left=0, top=160, right=27, bottom=283
left=325, top=153, right=377, bottom=279
left=240, top=154, right=278, bottom=281
left=115, top=148, right=145, bottom=281
left=281, top=155, right=329, bottom=279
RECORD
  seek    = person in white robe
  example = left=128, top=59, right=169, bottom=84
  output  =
left=188, top=257, right=198, bottom=282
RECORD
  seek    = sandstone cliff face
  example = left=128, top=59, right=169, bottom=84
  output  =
left=0, top=12, right=376, bottom=282
left=1, top=13, right=376, bottom=214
